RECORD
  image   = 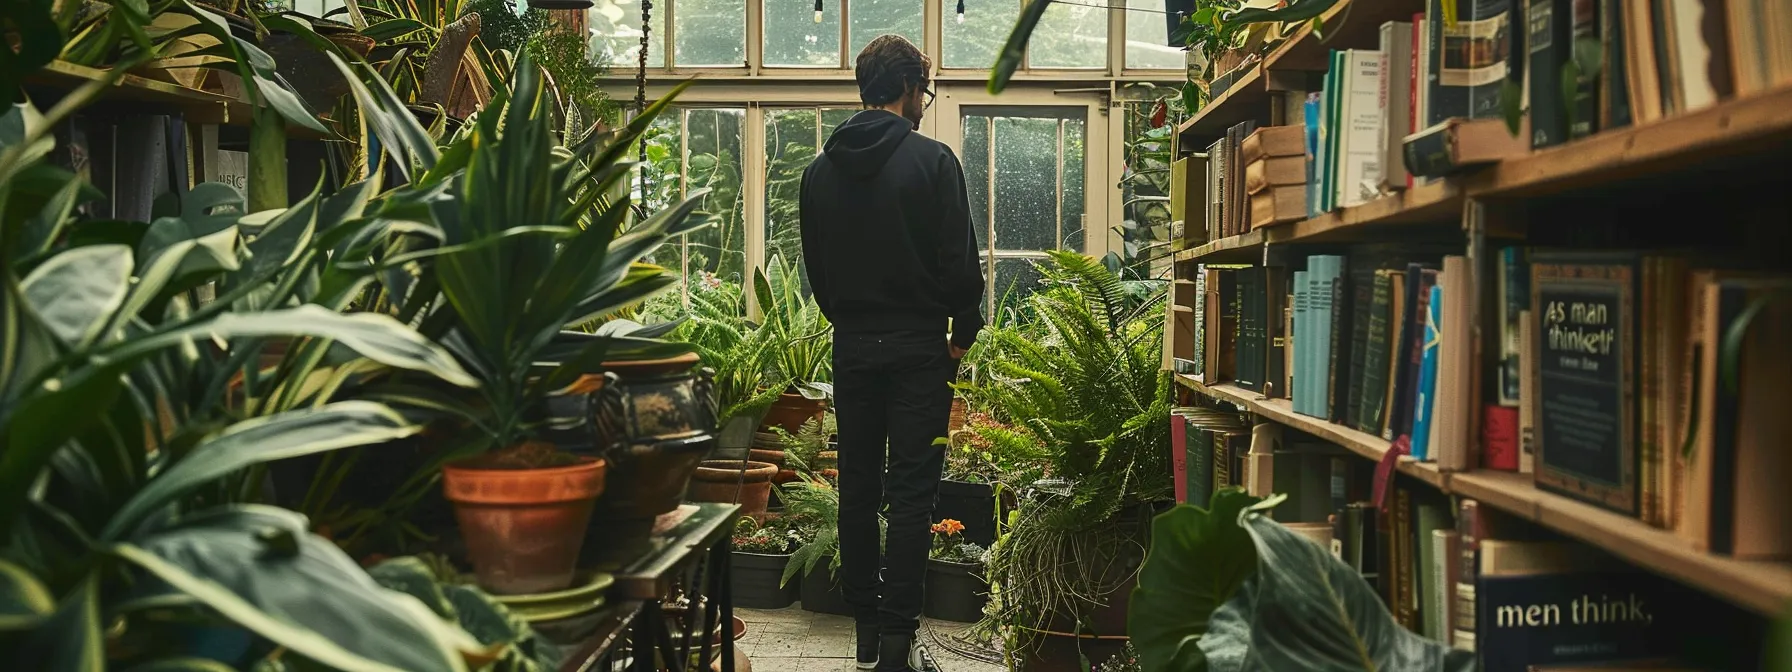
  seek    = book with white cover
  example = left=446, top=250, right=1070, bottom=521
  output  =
left=1338, top=50, right=1386, bottom=208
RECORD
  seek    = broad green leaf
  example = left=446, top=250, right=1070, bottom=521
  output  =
left=360, top=18, right=427, bottom=41
left=1130, top=489, right=1263, bottom=672
left=986, top=0, right=1052, bottom=94
left=253, top=74, right=330, bottom=134
left=20, top=244, right=132, bottom=347
left=249, top=103, right=292, bottom=213
left=15, top=170, right=96, bottom=261
left=102, top=401, right=420, bottom=540
left=1209, top=502, right=1475, bottom=671
left=121, top=658, right=242, bottom=672
left=113, top=506, right=472, bottom=672
left=22, top=575, right=103, bottom=671
left=328, top=52, right=439, bottom=178
left=0, top=558, right=53, bottom=630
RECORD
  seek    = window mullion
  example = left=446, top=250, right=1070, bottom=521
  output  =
left=838, top=0, right=851, bottom=67
left=747, top=0, right=764, bottom=73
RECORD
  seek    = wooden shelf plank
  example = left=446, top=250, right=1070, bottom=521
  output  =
left=1177, top=64, right=1267, bottom=141
left=1173, top=181, right=1462, bottom=264
left=1453, top=471, right=1792, bottom=616
left=1468, top=83, right=1792, bottom=199
left=1175, top=228, right=1264, bottom=264
left=1260, top=0, right=1424, bottom=75
left=27, top=60, right=238, bottom=124
left=1168, top=385, right=1792, bottom=615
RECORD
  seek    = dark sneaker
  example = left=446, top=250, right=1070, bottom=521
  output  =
left=856, top=622, right=879, bottom=670
left=876, top=634, right=941, bottom=672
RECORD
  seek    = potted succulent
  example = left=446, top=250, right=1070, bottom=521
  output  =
left=730, top=515, right=804, bottom=609
left=923, top=519, right=990, bottom=623
left=374, top=58, right=707, bottom=592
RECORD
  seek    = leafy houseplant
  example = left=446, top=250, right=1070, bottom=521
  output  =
left=1129, top=489, right=1475, bottom=671
left=0, top=79, right=497, bottom=669
left=332, top=53, right=707, bottom=593
left=926, top=519, right=991, bottom=623
left=731, top=515, right=803, bottom=609
left=754, top=254, right=834, bottom=433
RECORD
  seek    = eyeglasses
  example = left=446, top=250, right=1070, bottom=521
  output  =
left=923, top=85, right=936, bottom=110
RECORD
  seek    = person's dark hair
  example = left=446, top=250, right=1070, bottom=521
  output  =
left=855, top=35, right=930, bottom=106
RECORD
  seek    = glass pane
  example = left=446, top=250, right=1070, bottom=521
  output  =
left=941, top=0, right=1017, bottom=68
left=675, top=0, right=746, bottom=66
left=764, top=109, right=819, bottom=276
left=1060, top=118, right=1086, bottom=249
left=960, top=116, right=991, bottom=251
left=764, top=0, right=841, bottom=67
left=848, top=0, right=924, bottom=59
left=684, top=109, right=747, bottom=281
left=992, top=257, right=1045, bottom=311
left=820, top=108, right=858, bottom=137
left=638, top=113, right=684, bottom=272
left=1125, top=0, right=1186, bottom=69
left=589, top=0, right=664, bottom=68
left=991, top=116, right=1062, bottom=251
left=1029, top=0, right=1106, bottom=69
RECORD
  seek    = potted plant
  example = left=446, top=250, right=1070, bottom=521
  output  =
left=957, top=252, right=1174, bottom=669
left=777, top=473, right=857, bottom=616
left=730, top=515, right=803, bottom=609
left=924, top=519, right=991, bottom=623
left=938, top=411, right=1042, bottom=547
left=358, top=58, right=707, bottom=591
left=754, top=255, right=834, bottom=433
left=686, top=459, right=780, bottom=517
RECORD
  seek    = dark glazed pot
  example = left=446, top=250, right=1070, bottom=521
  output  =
left=730, top=552, right=798, bottom=609
left=590, top=353, right=714, bottom=450
left=935, top=479, right=998, bottom=547
left=798, top=558, right=852, bottom=616
left=580, top=434, right=714, bottom=568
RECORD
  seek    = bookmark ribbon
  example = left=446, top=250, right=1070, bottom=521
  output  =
left=1373, top=435, right=1412, bottom=513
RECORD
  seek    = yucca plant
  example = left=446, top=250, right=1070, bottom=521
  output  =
left=753, top=253, right=832, bottom=397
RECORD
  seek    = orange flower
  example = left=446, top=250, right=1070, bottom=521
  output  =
left=931, top=519, right=965, bottom=536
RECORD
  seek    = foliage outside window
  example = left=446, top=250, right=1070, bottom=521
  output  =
left=763, top=0, right=842, bottom=67
left=764, top=108, right=858, bottom=288
left=1117, top=86, right=1186, bottom=277
left=1029, top=0, right=1107, bottom=68
left=1124, top=0, right=1187, bottom=69
left=962, top=111, right=1087, bottom=313
left=641, top=108, right=749, bottom=285
left=940, top=0, right=1018, bottom=68
left=589, top=0, right=664, bottom=68
left=676, top=0, right=747, bottom=66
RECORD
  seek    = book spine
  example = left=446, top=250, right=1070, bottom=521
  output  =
left=1498, top=246, right=1527, bottom=406
left=1570, top=0, right=1600, bottom=138
left=1437, top=256, right=1473, bottom=471
left=1401, top=270, right=1439, bottom=439
left=1394, top=487, right=1416, bottom=630
left=1213, top=430, right=1232, bottom=494
left=1294, top=270, right=1311, bottom=414
left=1483, top=405, right=1520, bottom=470
left=1305, top=93, right=1323, bottom=219
left=1236, top=271, right=1255, bottom=390
left=1325, top=257, right=1347, bottom=421
left=1452, top=500, right=1479, bottom=652
left=1435, top=529, right=1460, bottom=643
left=1346, top=269, right=1374, bottom=429
left=1360, top=272, right=1394, bottom=433
left=1403, top=123, right=1457, bottom=178
left=1600, top=0, right=1632, bottom=129
left=1410, top=13, right=1425, bottom=188
left=1193, top=429, right=1214, bottom=506
left=1527, top=0, right=1572, bottom=148
left=1172, top=413, right=1190, bottom=503
left=1427, top=0, right=1469, bottom=125
left=1412, top=283, right=1445, bottom=461
left=1640, top=258, right=1661, bottom=526
left=1267, top=270, right=1288, bottom=399
left=1519, top=308, right=1536, bottom=474
left=1381, top=21, right=1414, bottom=191
left=1341, top=50, right=1387, bottom=207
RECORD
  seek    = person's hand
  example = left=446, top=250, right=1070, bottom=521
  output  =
left=949, top=344, right=968, bottom=360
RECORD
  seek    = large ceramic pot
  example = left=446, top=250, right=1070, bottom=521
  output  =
left=589, top=352, right=715, bottom=450
left=731, top=552, right=798, bottom=609
left=442, top=449, right=607, bottom=594
left=686, top=460, right=779, bottom=518
left=923, top=559, right=988, bottom=623
left=760, top=390, right=826, bottom=433
left=581, top=434, right=714, bottom=569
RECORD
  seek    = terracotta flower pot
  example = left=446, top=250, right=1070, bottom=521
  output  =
left=442, top=451, right=606, bottom=595
left=759, top=391, right=826, bottom=433
left=686, top=460, right=779, bottom=517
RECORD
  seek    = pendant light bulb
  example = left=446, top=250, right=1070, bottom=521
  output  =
left=814, top=0, right=823, bottom=22
left=956, top=0, right=965, bottom=23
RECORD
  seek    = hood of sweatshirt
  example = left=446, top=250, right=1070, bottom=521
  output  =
left=822, top=110, right=912, bottom=180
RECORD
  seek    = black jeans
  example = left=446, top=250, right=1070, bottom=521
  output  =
left=833, top=330, right=956, bottom=637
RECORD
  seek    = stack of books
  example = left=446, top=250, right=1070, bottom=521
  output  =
left=1243, top=125, right=1308, bottom=229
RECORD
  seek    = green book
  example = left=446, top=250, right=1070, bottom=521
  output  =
left=1357, top=270, right=1394, bottom=433
left=1415, top=500, right=1452, bottom=640
left=1323, top=50, right=1346, bottom=213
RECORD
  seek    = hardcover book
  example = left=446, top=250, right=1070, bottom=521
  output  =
left=1527, top=0, right=1575, bottom=148
left=1531, top=252, right=1640, bottom=516
left=1411, top=282, right=1445, bottom=461
left=1359, top=270, right=1395, bottom=434
left=1477, top=542, right=1678, bottom=672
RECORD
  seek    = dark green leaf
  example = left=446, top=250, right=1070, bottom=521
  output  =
left=361, top=18, right=428, bottom=41
left=121, top=658, right=243, bottom=672
left=987, top=0, right=1053, bottom=94
left=23, top=575, right=103, bottom=671
left=0, top=558, right=53, bottom=630
left=1129, top=488, right=1262, bottom=672
left=19, top=244, right=133, bottom=347
left=112, top=506, right=473, bottom=672
left=102, top=402, right=421, bottom=541
left=1500, top=78, right=1523, bottom=137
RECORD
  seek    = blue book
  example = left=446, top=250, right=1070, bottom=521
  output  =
left=1293, top=270, right=1309, bottom=414
left=1410, top=283, right=1444, bottom=461
left=1303, top=256, right=1342, bottom=419
left=1304, top=92, right=1321, bottom=219
left=1301, top=259, right=1323, bottom=417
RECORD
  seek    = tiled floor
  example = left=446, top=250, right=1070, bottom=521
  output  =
left=735, top=607, right=1005, bottom=672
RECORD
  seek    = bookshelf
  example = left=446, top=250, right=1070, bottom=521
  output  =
left=26, top=59, right=335, bottom=140
left=1165, top=0, right=1792, bottom=637
left=1176, top=63, right=1266, bottom=139
left=1172, top=374, right=1792, bottom=616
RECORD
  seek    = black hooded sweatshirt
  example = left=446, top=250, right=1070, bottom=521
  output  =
left=799, top=110, right=985, bottom=350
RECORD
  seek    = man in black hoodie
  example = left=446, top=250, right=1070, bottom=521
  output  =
left=799, top=35, right=983, bottom=672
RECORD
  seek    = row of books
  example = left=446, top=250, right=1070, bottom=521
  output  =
left=1192, top=245, right=1792, bottom=560
left=1168, top=416, right=1747, bottom=670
